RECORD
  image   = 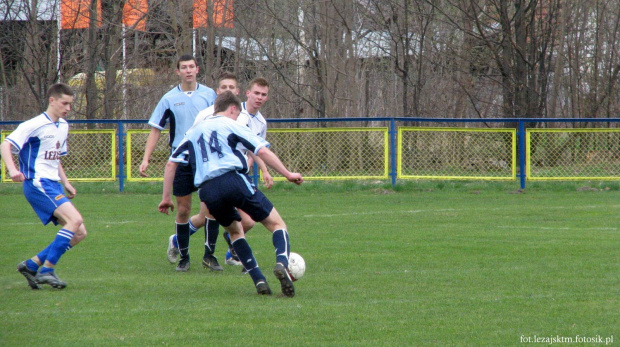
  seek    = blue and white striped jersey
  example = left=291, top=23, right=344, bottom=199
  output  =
left=4, top=113, right=68, bottom=181
left=170, top=115, right=270, bottom=187
left=148, top=83, right=216, bottom=150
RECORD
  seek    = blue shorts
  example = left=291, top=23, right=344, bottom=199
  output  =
left=199, top=171, right=274, bottom=227
left=23, top=179, right=71, bottom=225
left=173, top=163, right=198, bottom=197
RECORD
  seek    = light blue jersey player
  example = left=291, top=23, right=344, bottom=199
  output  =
left=138, top=54, right=216, bottom=272
left=158, top=91, right=303, bottom=296
left=1, top=83, right=87, bottom=290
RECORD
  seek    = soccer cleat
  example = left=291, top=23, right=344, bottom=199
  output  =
left=202, top=254, right=224, bottom=271
left=255, top=281, right=272, bottom=295
left=273, top=263, right=295, bottom=297
left=176, top=257, right=190, bottom=272
left=167, top=234, right=180, bottom=263
left=225, top=250, right=242, bottom=266
left=17, top=261, right=40, bottom=290
left=35, top=271, right=67, bottom=289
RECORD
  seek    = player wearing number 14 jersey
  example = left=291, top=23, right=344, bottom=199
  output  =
left=158, top=91, right=303, bottom=296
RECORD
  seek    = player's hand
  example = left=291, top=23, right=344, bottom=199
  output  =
left=139, top=161, right=149, bottom=177
left=8, top=169, right=24, bottom=182
left=158, top=199, right=175, bottom=215
left=286, top=173, right=303, bottom=185
left=263, top=172, right=274, bottom=189
left=64, top=183, right=77, bottom=199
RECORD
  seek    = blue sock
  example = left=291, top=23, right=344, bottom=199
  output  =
left=189, top=220, right=199, bottom=236
left=44, top=229, right=74, bottom=267
left=39, top=266, right=54, bottom=274
left=35, top=244, right=53, bottom=265
left=26, top=259, right=40, bottom=272
left=176, top=222, right=190, bottom=259
left=232, top=237, right=265, bottom=285
left=204, top=218, right=219, bottom=256
left=272, top=229, right=290, bottom=267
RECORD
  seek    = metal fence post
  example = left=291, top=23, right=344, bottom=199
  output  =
left=390, top=118, right=397, bottom=186
left=118, top=121, right=125, bottom=192
left=518, top=120, right=526, bottom=189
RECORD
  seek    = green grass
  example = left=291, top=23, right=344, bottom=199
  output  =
left=1, top=181, right=619, bottom=346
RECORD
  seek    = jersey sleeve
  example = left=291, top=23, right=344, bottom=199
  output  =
left=148, top=97, right=170, bottom=130
left=5, top=118, right=39, bottom=153
left=169, top=138, right=191, bottom=165
left=230, top=121, right=270, bottom=154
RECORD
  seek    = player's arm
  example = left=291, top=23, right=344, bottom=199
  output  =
left=0, top=140, right=24, bottom=182
left=139, top=127, right=162, bottom=177
left=256, top=147, right=302, bottom=185
left=159, top=160, right=178, bottom=215
left=247, top=151, right=273, bottom=189
left=58, top=161, right=76, bottom=199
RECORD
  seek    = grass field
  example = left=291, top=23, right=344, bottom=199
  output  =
left=1, top=181, right=618, bottom=346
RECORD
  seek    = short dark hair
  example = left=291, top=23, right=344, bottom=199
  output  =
left=248, top=77, right=269, bottom=89
left=176, top=54, right=197, bottom=69
left=214, top=91, right=241, bottom=114
left=46, top=83, right=74, bottom=100
left=217, top=72, right=238, bottom=84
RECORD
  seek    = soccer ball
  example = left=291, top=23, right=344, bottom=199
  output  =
left=287, top=252, right=306, bottom=281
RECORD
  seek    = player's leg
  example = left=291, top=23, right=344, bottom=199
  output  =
left=224, top=210, right=254, bottom=266
left=198, top=204, right=223, bottom=271
left=174, top=194, right=192, bottom=271
left=18, top=179, right=81, bottom=289
left=168, top=164, right=196, bottom=268
left=237, top=188, right=295, bottom=297
left=35, top=201, right=87, bottom=289
left=198, top=173, right=271, bottom=295
left=224, top=221, right=271, bottom=295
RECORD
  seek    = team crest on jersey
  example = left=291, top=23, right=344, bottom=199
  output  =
left=55, top=194, right=65, bottom=201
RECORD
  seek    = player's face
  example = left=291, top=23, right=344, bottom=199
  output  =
left=245, top=84, right=269, bottom=111
left=176, top=60, right=198, bottom=84
left=48, top=94, right=74, bottom=119
left=217, top=79, right=239, bottom=96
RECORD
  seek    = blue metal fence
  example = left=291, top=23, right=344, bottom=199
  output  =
left=2, top=117, right=620, bottom=192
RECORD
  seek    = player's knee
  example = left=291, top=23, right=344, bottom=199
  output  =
left=70, top=225, right=87, bottom=246
left=242, top=219, right=255, bottom=232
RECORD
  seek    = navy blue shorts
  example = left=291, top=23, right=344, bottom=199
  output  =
left=173, top=163, right=198, bottom=197
left=199, top=171, right=273, bottom=227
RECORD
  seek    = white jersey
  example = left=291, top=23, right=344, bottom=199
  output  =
left=4, top=113, right=68, bottom=181
left=170, top=116, right=270, bottom=187
left=238, top=102, right=267, bottom=140
left=191, top=105, right=215, bottom=129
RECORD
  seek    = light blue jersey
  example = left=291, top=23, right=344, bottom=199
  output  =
left=148, top=83, right=216, bottom=149
left=170, top=115, right=270, bottom=187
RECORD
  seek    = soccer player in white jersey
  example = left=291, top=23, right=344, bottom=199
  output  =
left=222, top=77, right=271, bottom=265
left=1, top=83, right=87, bottom=290
left=139, top=54, right=216, bottom=272
left=158, top=91, right=302, bottom=296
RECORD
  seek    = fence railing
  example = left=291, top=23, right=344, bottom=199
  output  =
left=2, top=118, right=620, bottom=191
